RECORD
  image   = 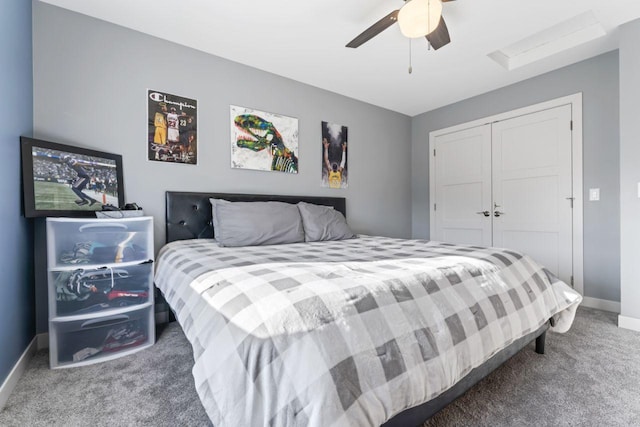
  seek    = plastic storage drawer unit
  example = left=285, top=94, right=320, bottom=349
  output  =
left=46, top=217, right=155, bottom=369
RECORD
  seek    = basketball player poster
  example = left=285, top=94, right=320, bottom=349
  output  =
left=321, top=121, right=348, bottom=189
left=147, top=89, right=198, bottom=164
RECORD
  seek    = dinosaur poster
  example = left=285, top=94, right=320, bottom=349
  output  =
left=230, top=105, right=299, bottom=174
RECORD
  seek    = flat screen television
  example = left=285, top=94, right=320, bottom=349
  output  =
left=21, top=136, right=125, bottom=218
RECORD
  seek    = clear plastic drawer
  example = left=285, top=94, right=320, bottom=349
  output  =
left=47, top=218, right=153, bottom=269
left=50, top=305, right=153, bottom=368
left=50, top=262, right=153, bottom=318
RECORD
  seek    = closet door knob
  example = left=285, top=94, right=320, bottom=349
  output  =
left=494, top=210, right=505, bottom=217
left=476, top=211, right=490, bottom=217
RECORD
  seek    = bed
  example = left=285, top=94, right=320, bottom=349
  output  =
left=155, top=191, right=582, bottom=427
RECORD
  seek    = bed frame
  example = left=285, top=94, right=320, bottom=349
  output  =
left=164, top=191, right=549, bottom=426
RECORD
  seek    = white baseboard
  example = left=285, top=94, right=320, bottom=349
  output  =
left=0, top=337, right=38, bottom=411
left=618, top=315, right=640, bottom=332
left=580, top=296, right=620, bottom=313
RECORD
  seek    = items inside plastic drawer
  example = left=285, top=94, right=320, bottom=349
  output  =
left=54, top=310, right=150, bottom=364
left=57, top=232, right=149, bottom=265
left=53, top=263, right=152, bottom=316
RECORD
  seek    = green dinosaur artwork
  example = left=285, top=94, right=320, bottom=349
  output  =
left=231, top=107, right=298, bottom=174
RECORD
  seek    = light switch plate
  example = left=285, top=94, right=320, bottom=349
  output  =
left=589, top=188, right=600, bottom=201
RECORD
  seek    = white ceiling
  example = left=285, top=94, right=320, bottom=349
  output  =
left=39, top=0, right=640, bottom=116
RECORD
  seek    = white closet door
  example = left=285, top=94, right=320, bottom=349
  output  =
left=491, top=105, right=573, bottom=283
left=433, top=124, right=492, bottom=246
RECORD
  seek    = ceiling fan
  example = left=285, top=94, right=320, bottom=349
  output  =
left=346, top=0, right=455, bottom=50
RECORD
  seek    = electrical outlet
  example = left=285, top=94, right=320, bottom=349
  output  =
left=589, top=188, right=600, bottom=201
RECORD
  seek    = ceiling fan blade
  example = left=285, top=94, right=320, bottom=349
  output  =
left=346, top=10, right=399, bottom=48
left=425, top=16, right=450, bottom=50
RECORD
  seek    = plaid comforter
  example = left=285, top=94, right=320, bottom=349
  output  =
left=155, top=236, right=581, bottom=427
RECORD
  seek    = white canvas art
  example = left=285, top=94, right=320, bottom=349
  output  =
left=230, top=105, right=299, bottom=173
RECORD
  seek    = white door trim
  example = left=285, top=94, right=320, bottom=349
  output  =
left=429, top=93, right=584, bottom=295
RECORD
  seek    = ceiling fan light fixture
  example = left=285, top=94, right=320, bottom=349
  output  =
left=398, top=0, right=443, bottom=38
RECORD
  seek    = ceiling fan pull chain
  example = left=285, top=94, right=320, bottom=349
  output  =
left=427, top=0, right=432, bottom=50
left=408, top=39, right=413, bottom=74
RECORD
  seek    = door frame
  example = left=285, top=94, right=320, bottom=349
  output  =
left=428, top=93, right=584, bottom=295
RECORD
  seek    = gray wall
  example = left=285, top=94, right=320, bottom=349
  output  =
left=33, top=2, right=412, bottom=246
left=0, top=0, right=35, bottom=384
left=619, top=20, right=640, bottom=320
left=411, top=51, right=621, bottom=302
left=32, top=4, right=412, bottom=330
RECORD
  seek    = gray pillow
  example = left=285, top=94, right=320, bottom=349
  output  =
left=297, top=202, right=356, bottom=242
left=209, top=199, right=304, bottom=247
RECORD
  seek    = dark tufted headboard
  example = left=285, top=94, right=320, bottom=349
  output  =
left=165, top=191, right=347, bottom=243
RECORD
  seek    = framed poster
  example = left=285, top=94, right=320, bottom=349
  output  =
left=230, top=105, right=298, bottom=173
left=321, top=121, right=348, bottom=189
left=147, top=89, right=198, bottom=164
left=20, top=136, right=124, bottom=217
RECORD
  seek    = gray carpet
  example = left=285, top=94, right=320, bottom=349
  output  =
left=0, top=307, right=638, bottom=426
